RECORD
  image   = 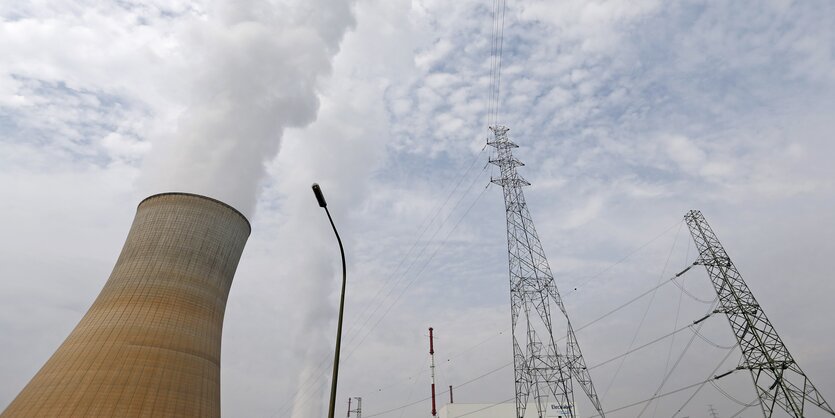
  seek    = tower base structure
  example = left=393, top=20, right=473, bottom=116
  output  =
left=2, top=193, right=250, bottom=417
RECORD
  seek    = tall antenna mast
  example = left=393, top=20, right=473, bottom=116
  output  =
left=488, top=126, right=605, bottom=418
left=685, top=210, right=835, bottom=418
left=429, top=327, right=437, bottom=417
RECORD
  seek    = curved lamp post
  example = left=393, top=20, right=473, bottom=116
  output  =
left=312, top=183, right=347, bottom=418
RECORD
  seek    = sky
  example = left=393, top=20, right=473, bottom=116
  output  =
left=1, top=0, right=835, bottom=417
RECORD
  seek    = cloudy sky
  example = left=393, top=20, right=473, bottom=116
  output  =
left=1, top=0, right=834, bottom=417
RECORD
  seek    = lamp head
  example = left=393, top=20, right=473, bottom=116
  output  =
left=312, top=183, right=327, bottom=208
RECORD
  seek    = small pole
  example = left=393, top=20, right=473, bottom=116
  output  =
left=429, top=327, right=437, bottom=417
left=347, top=398, right=352, bottom=417
left=449, top=385, right=453, bottom=404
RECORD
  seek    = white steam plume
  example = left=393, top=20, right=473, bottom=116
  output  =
left=139, top=1, right=357, bottom=416
left=141, top=0, right=356, bottom=216
left=139, top=1, right=358, bottom=416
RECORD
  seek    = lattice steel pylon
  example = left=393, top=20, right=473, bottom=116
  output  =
left=347, top=397, right=361, bottom=418
left=488, top=126, right=605, bottom=418
left=685, top=210, right=835, bottom=418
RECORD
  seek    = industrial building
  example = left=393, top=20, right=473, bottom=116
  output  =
left=439, top=403, right=574, bottom=418
left=1, top=193, right=250, bottom=417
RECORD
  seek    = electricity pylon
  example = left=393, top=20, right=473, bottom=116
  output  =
left=488, top=125, right=605, bottom=418
left=685, top=210, right=835, bottom=418
left=347, top=397, right=361, bottom=418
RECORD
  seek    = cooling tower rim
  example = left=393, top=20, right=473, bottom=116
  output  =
left=139, top=192, right=251, bottom=233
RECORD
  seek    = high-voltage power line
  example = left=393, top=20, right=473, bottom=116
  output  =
left=488, top=125, right=605, bottom=418
left=685, top=210, right=835, bottom=418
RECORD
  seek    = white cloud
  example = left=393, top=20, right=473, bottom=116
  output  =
left=2, top=0, right=835, bottom=417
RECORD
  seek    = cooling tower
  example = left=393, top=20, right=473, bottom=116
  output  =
left=2, top=192, right=250, bottom=417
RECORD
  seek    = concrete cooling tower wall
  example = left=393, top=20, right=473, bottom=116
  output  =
left=2, top=192, right=250, bottom=417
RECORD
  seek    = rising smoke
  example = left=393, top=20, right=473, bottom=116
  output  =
left=139, top=1, right=357, bottom=416
left=141, top=0, right=356, bottom=217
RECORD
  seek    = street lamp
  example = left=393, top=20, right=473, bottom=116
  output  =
left=312, top=183, right=347, bottom=418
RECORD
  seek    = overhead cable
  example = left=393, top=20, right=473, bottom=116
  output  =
left=653, top=259, right=687, bottom=417
left=587, top=378, right=725, bottom=418
left=588, top=323, right=695, bottom=371
left=571, top=263, right=696, bottom=336
left=288, top=181, right=494, bottom=414
left=671, top=277, right=716, bottom=304
left=275, top=147, right=489, bottom=417
left=709, top=380, right=760, bottom=407
left=670, top=347, right=740, bottom=417
left=342, top=180, right=492, bottom=362
left=729, top=398, right=761, bottom=417
left=363, top=360, right=511, bottom=417
left=602, top=221, right=684, bottom=399
left=636, top=300, right=719, bottom=417
left=564, top=220, right=683, bottom=296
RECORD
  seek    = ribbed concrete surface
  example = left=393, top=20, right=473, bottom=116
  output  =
left=2, top=193, right=250, bottom=418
